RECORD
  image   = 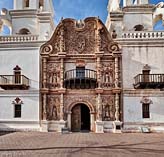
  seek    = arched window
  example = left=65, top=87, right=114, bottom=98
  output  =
left=133, top=24, right=144, bottom=31
left=18, top=28, right=31, bottom=35
left=39, top=0, right=44, bottom=9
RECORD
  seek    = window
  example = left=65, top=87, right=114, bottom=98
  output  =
left=76, top=67, right=85, bottom=78
left=24, top=0, right=29, bottom=8
left=134, top=24, right=144, bottom=31
left=142, top=103, right=150, bottom=118
left=39, top=0, right=44, bottom=9
left=18, top=28, right=31, bottom=35
left=14, top=104, right=21, bottom=118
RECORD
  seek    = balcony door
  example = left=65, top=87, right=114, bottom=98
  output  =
left=76, top=67, right=85, bottom=78
left=142, top=70, right=149, bottom=82
left=14, top=71, right=21, bottom=84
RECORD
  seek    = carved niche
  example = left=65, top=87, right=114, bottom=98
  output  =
left=100, top=62, right=115, bottom=88
left=102, top=96, right=115, bottom=121
left=47, top=95, right=60, bottom=120
left=47, top=63, right=60, bottom=88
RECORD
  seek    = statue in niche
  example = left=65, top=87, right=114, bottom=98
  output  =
left=108, top=0, right=121, bottom=12
left=102, top=98, right=114, bottom=121
left=47, top=63, right=60, bottom=88
left=48, top=97, right=60, bottom=120
left=101, top=63, right=113, bottom=88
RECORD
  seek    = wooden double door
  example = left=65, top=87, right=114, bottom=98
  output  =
left=71, top=104, right=90, bottom=132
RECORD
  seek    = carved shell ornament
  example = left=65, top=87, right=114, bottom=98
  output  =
left=42, top=44, right=53, bottom=53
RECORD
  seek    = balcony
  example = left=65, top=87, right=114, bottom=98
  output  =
left=122, top=31, right=164, bottom=40
left=134, top=74, right=164, bottom=89
left=0, top=75, right=30, bottom=90
left=64, top=69, right=97, bottom=89
left=0, top=35, right=38, bottom=43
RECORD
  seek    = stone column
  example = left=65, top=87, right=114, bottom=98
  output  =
left=97, top=93, right=102, bottom=121
left=42, top=94, right=47, bottom=120
left=114, top=56, right=119, bottom=88
left=97, top=57, right=101, bottom=88
left=60, top=93, right=64, bottom=121
left=115, top=93, right=120, bottom=121
left=67, top=112, right=71, bottom=130
left=42, top=57, right=47, bottom=88
left=60, top=58, right=64, bottom=88
left=90, top=113, right=95, bottom=132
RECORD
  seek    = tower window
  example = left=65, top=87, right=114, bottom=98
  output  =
left=24, top=0, right=29, bottom=8
left=142, top=103, right=150, bottom=118
left=39, top=0, right=44, bottom=9
left=14, top=104, right=21, bottom=118
left=18, top=28, right=31, bottom=35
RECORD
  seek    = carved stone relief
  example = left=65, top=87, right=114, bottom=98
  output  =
left=47, top=95, right=60, bottom=120
left=100, top=62, right=114, bottom=88
left=64, top=95, right=96, bottom=112
left=47, top=63, right=60, bottom=88
left=64, top=20, right=96, bottom=54
left=102, top=96, right=115, bottom=121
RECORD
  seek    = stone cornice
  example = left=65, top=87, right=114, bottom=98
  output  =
left=116, top=38, right=164, bottom=46
left=0, top=90, right=39, bottom=96
left=0, top=41, right=45, bottom=49
left=123, top=89, right=164, bottom=97
left=123, top=5, right=155, bottom=13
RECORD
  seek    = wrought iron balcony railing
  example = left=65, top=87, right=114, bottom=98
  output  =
left=64, top=69, right=97, bottom=89
left=134, top=74, right=164, bottom=89
left=0, top=75, right=30, bottom=90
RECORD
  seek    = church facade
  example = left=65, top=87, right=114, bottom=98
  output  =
left=0, top=0, right=164, bottom=133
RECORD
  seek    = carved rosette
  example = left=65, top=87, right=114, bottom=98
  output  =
left=47, top=63, right=61, bottom=89
left=101, top=96, right=115, bottom=121
left=100, top=62, right=115, bottom=88
left=47, top=95, right=60, bottom=120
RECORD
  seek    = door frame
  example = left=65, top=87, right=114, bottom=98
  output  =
left=67, top=101, right=95, bottom=132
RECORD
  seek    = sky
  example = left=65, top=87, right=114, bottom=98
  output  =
left=0, top=0, right=164, bottom=34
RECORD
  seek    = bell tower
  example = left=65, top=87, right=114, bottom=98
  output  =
left=10, top=0, right=55, bottom=40
left=106, top=0, right=154, bottom=37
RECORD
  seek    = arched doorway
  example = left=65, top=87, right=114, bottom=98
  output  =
left=71, top=103, right=90, bottom=132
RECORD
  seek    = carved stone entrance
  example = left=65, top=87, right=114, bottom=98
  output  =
left=71, top=103, right=90, bottom=132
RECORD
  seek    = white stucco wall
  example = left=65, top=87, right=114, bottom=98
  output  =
left=12, top=18, right=38, bottom=35
left=124, top=96, right=164, bottom=123
left=123, top=13, right=153, bottom=31
left=0, top=47, right=40, bottom=89
left=122, top=45, right=164, bottom=88
left=0, top=92, right=39, bottom=121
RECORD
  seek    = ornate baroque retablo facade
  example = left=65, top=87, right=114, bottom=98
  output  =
left=40, top=17, right=122, bottom=132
